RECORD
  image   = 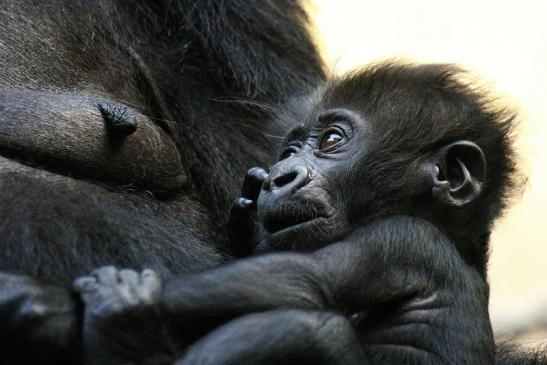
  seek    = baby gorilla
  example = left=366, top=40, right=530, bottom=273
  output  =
left=74, top=61, right=516, bottom=365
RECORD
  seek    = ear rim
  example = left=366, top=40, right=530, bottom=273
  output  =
left=429, top=140, right=486, bottom=207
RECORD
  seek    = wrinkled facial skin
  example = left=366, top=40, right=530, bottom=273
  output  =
left=257, top=108, right=370, bottom=250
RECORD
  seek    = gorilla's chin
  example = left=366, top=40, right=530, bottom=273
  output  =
left=256, top=192, right=348, bottom=251
left=260, top=201, right=325, bottom=233
left=259, top=216, right=333, bottom=251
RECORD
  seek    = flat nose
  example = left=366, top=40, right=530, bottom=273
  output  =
left=264, top=164, right=309, bottom=194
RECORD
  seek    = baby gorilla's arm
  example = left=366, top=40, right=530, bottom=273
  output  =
left=176, top=309, right=364, bottom=365
left=76, top=269, right=364, bottom=365
left=75, top=216, right=493, bottom=364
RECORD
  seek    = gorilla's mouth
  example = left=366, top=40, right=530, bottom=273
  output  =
left=261, top=200, right=326, bottom=234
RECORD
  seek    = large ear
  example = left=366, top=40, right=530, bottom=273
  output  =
left=429, top=141, right=486, bottom=207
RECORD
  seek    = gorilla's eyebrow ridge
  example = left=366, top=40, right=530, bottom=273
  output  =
left=285, top=125, right=308, bottom=142
left=317, top=108, right=363, bottom=127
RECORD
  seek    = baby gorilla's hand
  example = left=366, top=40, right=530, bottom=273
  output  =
left=228, top=167, right=268, bottom=256
left=74, top=266, right=160, bottom=316
left=74, top=267, right=174, bottom=365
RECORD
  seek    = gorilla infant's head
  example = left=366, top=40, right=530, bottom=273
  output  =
left=256, top=61, right=517, bottom=270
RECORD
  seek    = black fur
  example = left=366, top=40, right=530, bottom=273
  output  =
left=497, top=342, right=547, bottom=365
left=71, top=62, right=544, bottom=364
left=0, top=1, right=322, bottom=363
left=0, top=1, right=543, bottom=363
left=280, top=61, right=519, bottom=273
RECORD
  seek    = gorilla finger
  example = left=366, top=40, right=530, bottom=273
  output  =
left=242, top=167, right=268, bottom=200
left=73, top=276, right=98, bottom=293
left=249, top=166, right=268, bottom=178
left=140, top=269, right=159, bottom=282
left=118, top=269, right=139, bottom=287
left=229, top=198, right=256, bottom=230
left=230, top=197, right=254, bottom=213
left=138, top=269, right=161, bottom=302
left=91, top=266, right=118, bottom=286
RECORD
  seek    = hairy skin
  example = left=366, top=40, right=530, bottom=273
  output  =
left=77, top=217, right=493, bottom=364
left=73, top=62, right=538, bottom=364
left=0, top=1, right=323, bottom=363
left=1, top=2, right=544, bottom=364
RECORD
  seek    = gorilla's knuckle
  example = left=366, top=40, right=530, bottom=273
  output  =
left=18, top=299, right=49, bottom=319
left=247, top=166, right=263, bottom=176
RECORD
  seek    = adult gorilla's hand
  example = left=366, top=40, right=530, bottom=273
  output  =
left=0, top=273, right=80, bottom=362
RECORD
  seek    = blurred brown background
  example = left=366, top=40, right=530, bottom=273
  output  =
left=311, top=0, right=547, bottom=336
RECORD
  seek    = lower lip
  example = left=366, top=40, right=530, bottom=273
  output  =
left=267, top=216, right=326, bottom=242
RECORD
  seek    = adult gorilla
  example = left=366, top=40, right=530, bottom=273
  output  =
left=0, top=1, right=323, bottom=363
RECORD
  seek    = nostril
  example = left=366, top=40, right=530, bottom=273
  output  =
left=272, top=171, right=298, bottom=188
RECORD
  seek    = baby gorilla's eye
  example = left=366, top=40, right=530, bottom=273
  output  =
left=279, top=147, right=298, bottom=161
left=318, top=127, right=346, bottom=152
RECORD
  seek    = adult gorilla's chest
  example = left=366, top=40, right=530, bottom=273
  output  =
left=0, top=1, right=225, bottom=285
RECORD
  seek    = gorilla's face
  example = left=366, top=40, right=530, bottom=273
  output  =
left=257, top=108, right=369, bottom=251
left=257, top=66, right=491, bottom=253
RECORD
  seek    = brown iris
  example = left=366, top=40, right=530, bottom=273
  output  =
left=318, top=128, right=346, bottom=151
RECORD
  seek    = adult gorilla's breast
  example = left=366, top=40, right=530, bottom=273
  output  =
left=0, top=91, right=186, bottom=195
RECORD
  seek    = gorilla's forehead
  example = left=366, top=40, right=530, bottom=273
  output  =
left=285, top=124, right=309, bottom=142
left=284, top=106, right=367, bottom=143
